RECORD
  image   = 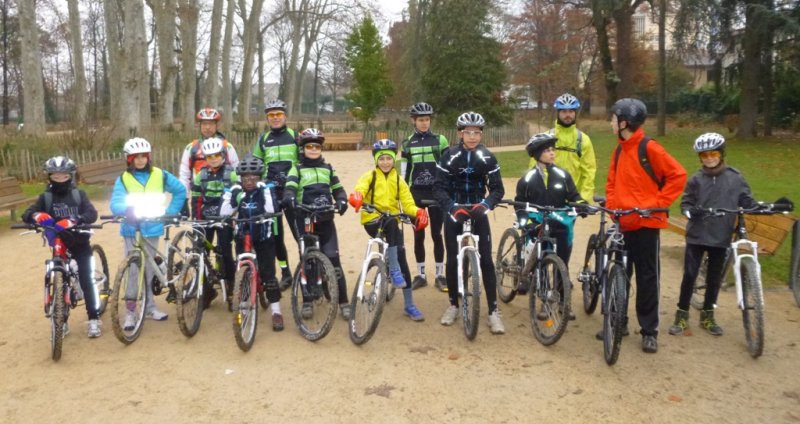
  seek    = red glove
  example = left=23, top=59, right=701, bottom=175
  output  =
left=33, top=212, right=54, bottom=226
left=450, top=206, right=470, bottom=223
left=55, top=219, right=76, bottom=230
left=348, top=192, right=363, bottom=213
left=415, top=208, right=429, bottom=232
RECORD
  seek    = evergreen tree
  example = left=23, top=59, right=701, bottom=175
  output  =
left=345, top=15, right=394, bottom=127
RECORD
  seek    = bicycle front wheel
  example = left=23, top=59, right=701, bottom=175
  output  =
left=291, top=250, right=338, bottom=342
left=740, top=256, right=764, bottom=358
left=603, top=264, right=628, bottom=365
left=232, top=263, right=258, bottom=351
left=50, top=271, right=66, bottom=361
left=110, top=255, right=147, bottom=345
left=349, top=257, right=388, bottom=345
left=530, top=255, right=571, bottom=346
left=495, top=228, right=521, bottom=303
left=91, top=244, right=110, bottom=316
left=580, top=234, right=600, bottom=314
left=461, top=249, right=481, bottom=341
left=176, top=256, right=204, bottom=338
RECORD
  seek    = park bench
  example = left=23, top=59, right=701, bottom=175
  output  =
left=78, top=159, right=126, bottom=185
left=324, top=132, right=363, bottom=150
left=0, top=177, right=31, bottom=221
left=667, top=213, right=796, bottom=256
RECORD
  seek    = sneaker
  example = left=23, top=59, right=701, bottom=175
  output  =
left=488, top=310, right=505, bottom=335
left=700, top=309, right=724, bottom=336
left=272, top=313, right=284, bottom=332
left=440, top=305, right=458, bottom=326
left=434, top=275, right=448, bottom=292
left=87, top=319, right=101, bottom=338
left=301, top=303, right=313, bottom=319
left=668, top=309, right=690, bottom=335
left=279, top=268, right=292, bottom=291
left=123, top=311, right=137, bottom=331
left=404, top=305, right=425, bottom=322
left=411, top=275, right=428, bottom=290
left=146, top=308, right=168, bottom=321
left=389, top=268, right=406, bottom=288
left=340, top=304, right=352, bottom=321
left=595, top=326, right=630, bottom=340
left=642, top=335, right=658, bottom=353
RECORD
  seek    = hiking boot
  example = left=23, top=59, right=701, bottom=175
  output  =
left=434, top=275, right=448, bottom=292
left=146, top=308, right=168, bottom=321
left=87, top=319, right=101, bottom=338
left=340, top=304, right=352, bottom=321
left=440, top=305, right=458, bottom=326
left=700, top=309, right=724, bottom=336
left=642, top=335, right=658, bottom=353
left=301, top=303, right=313, bottom=319
left=595, top=326, right=630, bottom=340
left=123, top=311, right=137, bottom=331
left=668, top=308, right=690, bottom=335
left=412, top=275, right=428, bottom=290
left=488, top=310, right=506, bottom=334
left=404, top=305, right=425, bottom=322
left=272, top=313, right=284, bottom=332
left=389, top=267, right=406, bottom=288
left=279, top=268, right=292, bottom=291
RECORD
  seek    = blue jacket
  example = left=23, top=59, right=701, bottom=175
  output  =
left=110, top=168, right=186, bottom=238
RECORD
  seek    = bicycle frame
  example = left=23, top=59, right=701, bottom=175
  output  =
left=732, top=238, right=760, bottom=311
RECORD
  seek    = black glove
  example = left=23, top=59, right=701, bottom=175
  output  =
left=773, top=197, right=794, bottom=212
left=469, top=202, right=489, bottom=220
left=280, top=195, right=295, bottom=210
left=336, top=199, right=348, bottom=216
left=180, top=199, right=190, bottom=218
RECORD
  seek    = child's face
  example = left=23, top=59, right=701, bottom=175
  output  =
left=133, top=154, right=149, bottom=169
left=206, top=152, right=225, bottom=168
left=460, top=126, right=482, bottom=150
left=699, top=150, right=722, bottom=168
left=304, top=143, right=322, bottom=159
left=610, top=114, right=621, bottom=134
left=377, top=155, right=394, bottom=173
left=413, top=116, right=431, bottom=132
left=200, top=121, right=217, bottom=138
left=49, top=172, right=70, bottom=183
left=241, top=174, right=260, bottom=191
left=537, top=147, right=556, bottom=165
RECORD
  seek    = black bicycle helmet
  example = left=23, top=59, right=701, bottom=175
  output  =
left=236, top=154, right=265, bottom=175
left=525, top=133, right=558, bottom=159
left=297, top=128, right=325, bottom=146
left=264, top=99, right=287, bottom=113
left=610, top=98, right=647, bottom=130
left=44, top=156, right=77, bottom=175
left=409, top=102, right=434, bottom=116
left=456, top=111, right=486, bottom=129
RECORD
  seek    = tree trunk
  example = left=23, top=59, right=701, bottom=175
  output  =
left=221, top=0, right=235, bottom=129
left=611, top=6, right=634, bottom=99
left=205, top=0, right=224, bottom=108
left=761, top=7, right=774, bottom=137
left=283, top=0, right=308, bottom=114
left=150, top=0, right=178, bottom=128
left=118, top=0, right=148, bottom=136
left=236, top=0, right=266, bottom=123
left=178, top=0, right=199, bottom=130
left=656, top=0, right=666, bottom=136
left=591, top=3, right=615, bottom=111
left=67, top=0, right=87, bottom=127
left=258, top=33, right=265, bottom=110
left=737, top=2, right=762, bottom=138
left=18, top=0, right=46, bottom=136
left=104, top=0, right=123, bottom=130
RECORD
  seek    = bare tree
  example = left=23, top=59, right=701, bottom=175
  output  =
left=103, top=0, right=123, bottom=127
left=235, top=0, right=265, bottom=123
left=18, top=0, right=46, bottom=135
left=148, top=0, right=179, bottom=128
left=120, top=0, right=149, bottom=134
left=178, top=0, right=200, bottom=129
left=67, top=0, right=87, bottom=127
left=221, top=0, right=235, bottom=128
left=204, top=0, right=225, bottom=108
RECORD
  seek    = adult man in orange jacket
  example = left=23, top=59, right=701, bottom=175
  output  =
left=604, top=98, right=687, bottom=354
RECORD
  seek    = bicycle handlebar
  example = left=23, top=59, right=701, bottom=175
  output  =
left=696, top=203, right=792, bottom=216
left=569, top=202, right=669, bottom=218
left=10, top=222, right=104, bottom=231
left=294, top=204, right=336, bottom=215
left=361, top=203, right=413, bottom=223
left=500, top=199, right=576, bottom=214
left=100, top=214, right=183, bottom=224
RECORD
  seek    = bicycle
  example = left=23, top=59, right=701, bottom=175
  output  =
left=691, top=203, right=792, bottom=358
left=791, top=220, right=800, bottom=308
left=228, top=212, right=283, bottom=352
left=496, top=200, right=573, bottom=346
left=348, top=203, right=414, bottom=345
left=12, top=221, right=109, bottom=361
left=449, top=203, right=483, bottom=341
left=102, top=214, right=183, bottom=345
left=573, top=200, right=668, bottom=365
left=290, top=204, right=339, bottom=342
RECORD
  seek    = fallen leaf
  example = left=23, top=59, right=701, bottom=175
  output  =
left=668, top=395, right=683, bottom=402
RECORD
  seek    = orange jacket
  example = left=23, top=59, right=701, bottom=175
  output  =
left=606, top=128, right=687, bottom=231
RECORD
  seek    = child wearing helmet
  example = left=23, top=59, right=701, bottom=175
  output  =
left=401, top=102, right=449, bottom=291
left=22, top=156, right=100, bottom=337
left=668, top=132, right=760, bottom=338
left=191, top=136, right=240, bottom=307
left=348, top=139, right=431, bottom=321
left=283, top=128, right=352, bottom=320
left=228, top=154, right=285, bottom=331
left=110, top=137, right=187, bottom=325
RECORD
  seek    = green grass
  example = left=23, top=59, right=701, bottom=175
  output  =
left=495, top=121, right=800, bottom=287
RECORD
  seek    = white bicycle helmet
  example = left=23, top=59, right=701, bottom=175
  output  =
left=693, top=132, right=726, bottom=153
left=123, top=137, right=152, bottom=155
left=195, top=107, right=221, bottom=122
left=202, top=137, right=226, bottom=156
left=456, top=111, right=485, bottom=129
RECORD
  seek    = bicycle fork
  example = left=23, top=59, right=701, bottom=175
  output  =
left=732, top=239, right=762, bottom=311
left=356, top=238, right=386, bottom=300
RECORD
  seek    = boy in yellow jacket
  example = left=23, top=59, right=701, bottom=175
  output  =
left=349, top=139, right=429, bottom=321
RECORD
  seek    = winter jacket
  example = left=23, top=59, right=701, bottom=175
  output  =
left=433, top=141, right=504, bottom=211
left=178, top=133, right=239, bottom=193
left=22, top=184, right=98, bottom=245
left=192, top=165, right=239, bottom=219
left=284, top=156, right=347, bottom=221
left=231, top=182, right=279, bottom=243
left=527, top=121, right=596, bottom=202
left=252, top=126, right=298, bottom=188
left=353, top=167, right=418, bottom=225
left=110, top=167, right=186, bottom=238
left=400, top=130, right=449, bottom=196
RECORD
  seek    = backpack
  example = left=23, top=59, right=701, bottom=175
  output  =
left=550, top=128, right=583, bottom=158
left=44, top=188, right=81, bottom=214
left=613, top=137, right=665, bottom=190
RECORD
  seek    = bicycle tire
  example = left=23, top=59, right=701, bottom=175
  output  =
left=91, top=244, right=110, bottom=316
left=176, top=255, right=204, bottom=338
left=50, top=271, right=66, bottom=361
left=386, top=282, right=397, bottom=302
left=258, top=283, right=270, bottom=310
left=530, top=255, right=571, bottom=346
left=603, top=264, right=627, bottom=365
left=110, top=255, right=147, bottom=345
left=461, top=249, right=481, bottom=341
left=580, top=234, right=600, bottom=314
left=739, top=256, right=764, bottom=358
left=789, top=221, right=800, bottom=307
left=349, top=257, right=388, bottom=345
left=290, top=250, right=338, bottom=342
left=495, top=228, right=521, bottom=303
left=232, top=263, right=258, bottom=351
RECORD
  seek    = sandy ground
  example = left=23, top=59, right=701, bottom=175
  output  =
left=2, top=147, right=800, bottom=423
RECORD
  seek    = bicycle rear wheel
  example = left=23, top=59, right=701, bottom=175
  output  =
left=789, top=221, right=800, bottom=307
left=50, top=271, right=66, bottom=361
left=530, top=255, right=571, bottom=346
left=232, top=263, right=258, bottom=351
left=91, top=244, right=110, bottom=316
left=110, top=255, right=147, bottom=345
left=349, top=257, right=388, bottom=345
left=603, top=264, right=627, bottom=365
left=740, top=256, right=764, bottom=358
left=495, top=228, right=521, bottom=303
left=580, top=234, right=600, bottom=314
left=176, top=255, right=204, bottom=338
left=461, top=249, right=481, bottom=341
left=291, top=250, right=338, bottom=342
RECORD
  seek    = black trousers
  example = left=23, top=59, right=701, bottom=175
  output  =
left=202, top=226, right=235, bottom=283
left=623, top=227, right=661, bottom=337
left=67, top=240, right=98, bottom=320
left=677, top=243, right=728, bottom=311
left=444, top=214, right=498, bottom=313
left=412, top=192, right=445, bottom=265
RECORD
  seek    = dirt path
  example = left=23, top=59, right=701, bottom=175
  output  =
left=2, top=148, right=800, bottom=423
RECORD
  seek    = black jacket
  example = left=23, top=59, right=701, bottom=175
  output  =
left=22, top=185, right=98, bottom=245
left=514, top=163, right=583, bottom=217
left=433, top=142, right=504, bottom=211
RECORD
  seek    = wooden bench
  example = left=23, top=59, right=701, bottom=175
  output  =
left=324, top=132, right=363, bottom=151
left=0, top=177, right=31, bottom=221
left=78, top=159, right=127, bottom=185
left=667, top=213, right=796, bottom=256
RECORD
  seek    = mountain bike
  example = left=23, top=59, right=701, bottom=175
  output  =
left=102, top=214, right=184, bottom=345
left=791, top=220, right=800, bottom=308
left=290, top=204, right=339, bottom=342
left=451, top=203, right=483, bottom=341
left=573, top=201, right=668, bottom=365
left=348, top=203, right=414, bottom=345
left=230, top=212, right=283, bottom=352
left=12, top=221, right=108, bottom=361
left=497, top=200, right=572, bottom=346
